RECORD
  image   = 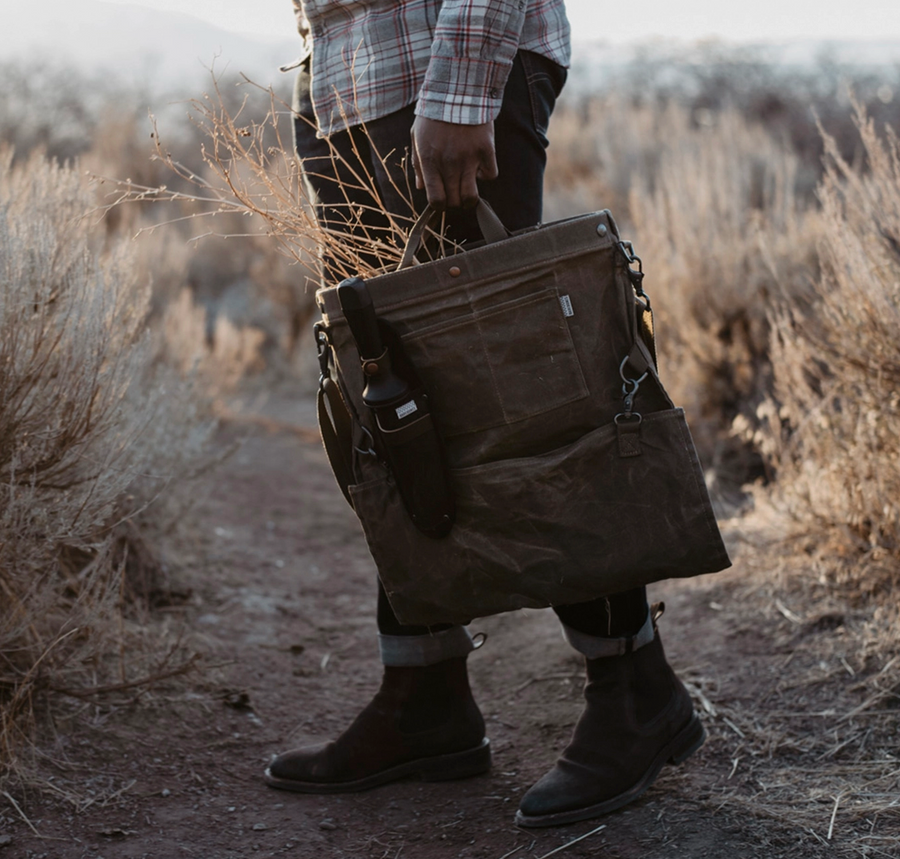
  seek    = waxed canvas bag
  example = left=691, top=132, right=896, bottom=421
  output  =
left=314, top=203, right=731, bottom=626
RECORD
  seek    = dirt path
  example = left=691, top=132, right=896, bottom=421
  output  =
left=1, top=389, right=852, bottom=858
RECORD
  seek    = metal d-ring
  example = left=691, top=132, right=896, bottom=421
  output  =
left=619, top=356, right=649, bottom=418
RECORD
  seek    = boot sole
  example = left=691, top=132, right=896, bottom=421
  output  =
left=514, top=714, right=706, bottom=829
left=264, top=737, right=491, bottom=794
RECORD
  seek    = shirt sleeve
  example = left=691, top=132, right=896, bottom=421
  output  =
left=416, top=0, right=527, bottom=125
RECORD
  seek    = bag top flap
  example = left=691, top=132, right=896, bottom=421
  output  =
left=316, top=208, right=621, bottom=325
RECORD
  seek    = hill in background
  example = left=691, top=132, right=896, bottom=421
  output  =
left=3, top=0, right=897, bottom=97
left=0, top=0, right=301, bottom=90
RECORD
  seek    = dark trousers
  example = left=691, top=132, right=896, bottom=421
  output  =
left=294, top=51, right=647, bottom=640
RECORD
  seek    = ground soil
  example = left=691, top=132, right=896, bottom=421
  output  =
left=2, top=388, right=895, bottom=859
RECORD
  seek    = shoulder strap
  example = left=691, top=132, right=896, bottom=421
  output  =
left=317, top=376, right=355, bottom=505
left=315, top=324, right=357, bottom=505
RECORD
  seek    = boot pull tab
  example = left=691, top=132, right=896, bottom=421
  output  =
left=471, top=632, right=488, bottom=650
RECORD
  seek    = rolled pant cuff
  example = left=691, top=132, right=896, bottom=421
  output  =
left=378, top=626, right=475, bottom=667
left=561, top=610, right=655, bottom=658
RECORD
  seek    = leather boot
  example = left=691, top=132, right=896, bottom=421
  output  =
left=265, top=632, right=490, bottom=793
left=516, top=610, right=704, bottom=827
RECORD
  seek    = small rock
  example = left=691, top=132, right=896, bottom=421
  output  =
left=222, top=690, right=253, bottom=712
left=318, top=819, right=337, bottom=831
left=0, top=835, right=12, bottom=848
left=98, top=828, right=136, bottom=838
left=160, top=788, right=171, bottom=798
left=252, top=823, right=268, bottom=831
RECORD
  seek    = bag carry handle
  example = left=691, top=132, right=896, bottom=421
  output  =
left=398, top=199, right=510, bottom=270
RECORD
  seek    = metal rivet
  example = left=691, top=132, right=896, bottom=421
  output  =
left=363, top=361, right=379, bottom=376
left=596, top=224, right=608, bottom=237
left=449, top=266, right=461, bottom=277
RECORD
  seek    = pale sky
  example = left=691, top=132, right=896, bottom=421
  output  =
left=100, top=0, right=899, bottom=43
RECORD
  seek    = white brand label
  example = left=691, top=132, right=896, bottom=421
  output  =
left=396, top=400, right=418, bottom=420
left=559, top=294, right=574, bottom=317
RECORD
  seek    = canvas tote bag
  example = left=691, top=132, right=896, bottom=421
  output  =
left=314, top=202, right=731, bottom=626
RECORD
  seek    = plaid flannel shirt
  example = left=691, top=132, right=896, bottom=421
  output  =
left=293, top=0, right=570, bottom=136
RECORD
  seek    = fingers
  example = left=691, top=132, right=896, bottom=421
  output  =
left=458, top=159, right=481, bottom=209
left=419, top=147, right=493, bottom=210
left=413, top=140, right=460, bottom=210
left=422, top=155, right=450, bottom=211
left=465, top=147, right=498, bottom=208
left=412, top=135, right=448, bottom=211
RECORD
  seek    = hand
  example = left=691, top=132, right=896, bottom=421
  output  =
left=411, top=116, right=499, bottom=210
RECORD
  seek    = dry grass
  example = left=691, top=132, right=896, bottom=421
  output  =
left=629, top=106, right=823, bottom=486
left=100, top=75, right=472, bottom=311
left=0, top=149, right=208, bottom=784
left=747, top=104, right=900, bottom=563
left=547, top=98, right=822, bottom=491
left=678, top=539, right=900, bottom=858
left=109, top=81, right=415, bottom=282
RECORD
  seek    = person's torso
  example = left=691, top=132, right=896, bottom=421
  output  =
left=299, top=0, right=570, bottom=134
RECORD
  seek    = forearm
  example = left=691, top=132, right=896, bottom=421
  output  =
left=416, top=0, right=527, bottom=125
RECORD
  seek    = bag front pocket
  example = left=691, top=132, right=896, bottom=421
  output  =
left=401, top=288, right=589, bottom=437
left=348, top=408, right=731, bottom=627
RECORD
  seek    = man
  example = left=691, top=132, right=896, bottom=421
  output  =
left=266, top=0, right=705, bottom=828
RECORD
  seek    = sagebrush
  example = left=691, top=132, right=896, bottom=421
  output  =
left=0, top=150, right=203, bottom=780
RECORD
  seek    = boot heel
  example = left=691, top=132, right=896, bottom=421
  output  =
left=668, top=715, right=706, bottom=765
left=421, top=738, right=492, bottom=782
